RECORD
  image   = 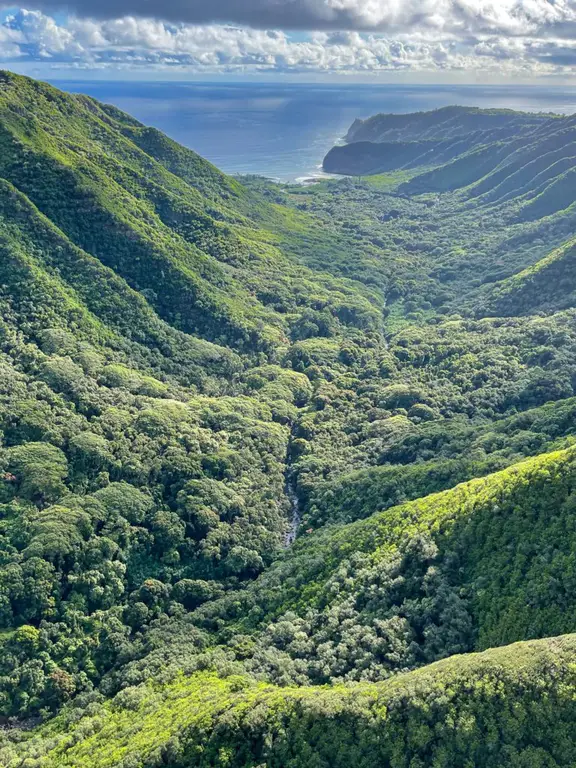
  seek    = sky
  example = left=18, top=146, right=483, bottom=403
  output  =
left=2, top=1, right=576, bottom=82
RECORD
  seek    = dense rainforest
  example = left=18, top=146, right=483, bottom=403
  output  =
left=2, top=70, right=576, bottom=766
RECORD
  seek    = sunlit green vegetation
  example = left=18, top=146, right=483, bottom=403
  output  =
left=5, top=636, right=576, bottom=767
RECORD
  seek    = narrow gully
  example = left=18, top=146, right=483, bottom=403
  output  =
left=284, top=473, right=301, bottom=547
left=284, top=428, right=302, bottom=547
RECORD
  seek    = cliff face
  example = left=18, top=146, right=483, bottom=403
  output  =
left=343, top=105, right=553, bottom=143
left=343, top=116, right=365, bottom=141
left=323, top=136, right=481, bottom=175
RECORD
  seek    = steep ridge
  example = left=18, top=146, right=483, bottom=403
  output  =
left=486, top=237, right=576, bottom=316
left=0, top=71, right=382, bottom=354
left=0, top=177, right=240, bottom=385
left=318, top=104, right=576, bottom=322
left=400, top=122, right=576, bottom=214
left=323, top=107, right=559, bottom=177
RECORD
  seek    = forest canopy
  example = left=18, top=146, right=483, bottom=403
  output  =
left=2, top=73, right=576, bottom=767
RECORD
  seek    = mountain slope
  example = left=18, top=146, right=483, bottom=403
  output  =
left=323, top=107, right=558, bottom=177
left=7, top=446, right=576, bottom=765
left=323, top=107, right=576, bottom=224
left=345, top=106, right=556, bottom=143
left=5, top=635, right=576, bottom=767
left=187, top=445, right=576, bottom=684
left=486, top=236, right=576, bottom=316
left=0, top=72, right=390, bottom=720
left=0, top=71, right=382, bottom=353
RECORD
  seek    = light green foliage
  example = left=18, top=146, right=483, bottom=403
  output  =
left=5, top=636, right=576, bottom=768
left=3, top=442, right=69, bottom=505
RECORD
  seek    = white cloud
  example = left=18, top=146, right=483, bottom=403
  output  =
left=14, top=0, right=576, bottom=36
left=4, top=9, right=89, bottom=59
left=1, top=6, right=576, bottom=76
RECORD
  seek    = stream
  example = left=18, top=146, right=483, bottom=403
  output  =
left=283, top=426, right=302, bottom=547
left=284, top=475, right=301, bottom=547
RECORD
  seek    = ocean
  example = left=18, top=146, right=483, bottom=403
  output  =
left=52, top=80, right=576, bottom=182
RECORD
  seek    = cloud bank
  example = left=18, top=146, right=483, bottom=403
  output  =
left=17, top=0, right=576, bottom=36
left=1, top=4, right=576, bottom=76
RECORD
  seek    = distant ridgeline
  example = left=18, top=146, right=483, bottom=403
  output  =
left=6, top=71, right=576, bottom=767
left=322, top=104, right=576, bottom=318
left=323, top=106, right=576, bottom=203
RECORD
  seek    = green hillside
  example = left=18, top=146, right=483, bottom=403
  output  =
left=486, top=236, right=576, bottom=315
left=184, top=446, right=576, bottom=683
left=0, top=71, right=381, bottom=354
left=4, top=634, right=576, bottom=767
left=323, top=107, right=576, bottom=227
left=344, top=106, right=555, bottom=143
left=323, top=108, right=556, bottom=176
left=3, top=73, right=576, bottom=766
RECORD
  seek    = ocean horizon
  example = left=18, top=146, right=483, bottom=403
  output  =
left=51, top=80, right=576, bottom=181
